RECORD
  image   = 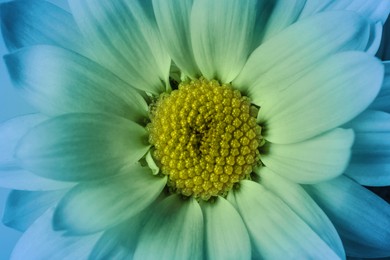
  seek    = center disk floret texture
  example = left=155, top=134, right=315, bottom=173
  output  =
left=149, top=78, right=263, bottom=200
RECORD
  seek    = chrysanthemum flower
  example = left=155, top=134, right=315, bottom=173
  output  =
left=1, top=0, right=390, bottom=259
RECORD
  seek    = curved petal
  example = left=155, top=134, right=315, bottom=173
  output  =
left=68, top=0, right=170, bottom=94
left=16, top=113, right=150, bottom=181
left=190, top=0, right=257, bottom=83
left=134, top=195, right=203, bottom=260
left=256, top=167, right=345, bottom=258
left=300, top=0, right=390, bottom=24
left=258, top=52, right=382, bottom=144
left=201, top=197, right=251, bottom=260
left=53, top=164, right=166, bottom=235
left=370, top=61, right=390, bottom=113
left=152, top=0, right=199, bottom=78
left=0, top=0, right=89, bottom=55
left=11, top=209, right=101, bottom=260
left=228, top=180, right=341, bottom=259
left=261, top=128, right=354, bottom=184
left=365, top=22, right=383, bottom=55
left=305, top=176, right=390, bottom=258
left=344, top=110, right=390, bottom=186
left=0, top=114, right=47, bottom=168
left=234, top=11, right=370, bottom=97
left=3, top=190, right=66, bottom=232
left=4, top=46, right=148, bottom=123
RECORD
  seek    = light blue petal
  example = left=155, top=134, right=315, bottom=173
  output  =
left=228, top=180, right=341, bottom=259
left=11, top=209, right=101, bottom=260
left=201, top=197, right=251, bottom=260
left=256, top=167, right=345, bottom=258
left=344, top=110, right=390, bottom=186
left=134, top=195, right=203, bottom=260
left=0, top=0, right=89, bottom=55
left=234, top=12, right=370, bottom=99
left=365, top=22, right=383, bottom=55
left=261, top=128, right=354, bottom=183
left=5, top=46, right=148, bottom=123
left=257, top=52, right=382, bottom=144
left=370, top=61, right=390, bottom=113
left=16, top=113, right=150, bottom=181
left=68, top=0, right=170, bottom=94
left=152, top=0, right=200, bottom=78
left=53, top=164, right=166, bottom=235
left=190, top=0, right=257, bottom=83
left=305, top=176, right=390, bottom=258
left=3, top=190, right=66, bottom=231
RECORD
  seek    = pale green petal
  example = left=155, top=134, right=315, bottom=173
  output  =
left=256, top=167, right=345, bottom=258
left=261, top=128, right=354, bottom=183
left=153, top=0, right=200, bottom=78
left=134, top=195, right=203, bottom=260
left=258, top=52, right=382, bottom=143
left=201, top=197, right=251, bottom=260
left=228, top=180, right=341, bottom=259
left=190, top=0, right=257, bottom=83
left=305, top=176, right=390, bottom=258
left=11, top=209, right=101, bottom=260
left=53, top=164, right=166, bottom=235
left=3, top=190, right=66, bottom=231
left=16, top=113, right=150, bottom=181
left=5, top=46, right=148, bottom=123
left=234, top=12, right=369, bottom=97
left=68, top=0, right=170, bottom=94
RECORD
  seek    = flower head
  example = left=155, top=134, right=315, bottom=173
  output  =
left=1, top=0, right=390, bottom=259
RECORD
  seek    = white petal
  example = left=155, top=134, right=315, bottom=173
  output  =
left=261, top=128, right=354, bottom=183
left=0, top=1, right=89, bottom=56
left=3, top=190, right=66, bottom=232
left=201, top=197, right=251, bottom=260
left=258, top=52, right=382, bottom=143
left=344, top=110, right=390, bottom=186
left=256, top=167, right=345, bottom=258
left=134, top=195, right=203, bottom=260
left=370, top=61, right=390, bottom=113
left=228, top=180, right=341, bottom=259
left=234, top=11, right=370, bottom=98
left=16, top=113, right=150, bottom=181
left=305, top=176, right=390, bottom=258
left=53, top=164, right=166, bottom=234
left=153, top=0, right=199, bottom=78
left=190, top=0, right=257, bottom=83
left=5, top=46, right=148, bottom=123
left=11, top=209, right=101, bottom=260
left=68, top=0, right=170, bottom=94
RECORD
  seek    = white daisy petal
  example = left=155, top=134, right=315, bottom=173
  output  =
left=234, top=12, right=370, bottom=97
left=370, top=61, right=390, bottom=113
left=201, top=197, right=251, bottom=260
left=68, top=0, right=170, bottom=94
left=53, top=164, right=166, bottom=235
left=228, top=180, right=341, bottom=259
left=259, top=52, right=382, bottom=144
left=153, top=0, right=200, bottom=78
left=305, top=176, right=390, bottom=258
left=3, top=190, right=66, bottom=232
left=16, top=113, right=150, bottom=181
left=344, top=110, right=390, bottom=186
left=5, top=46, right=148, bottom=123
left=261, top=128, right=354, bottom=184
left=300, top=0, right=390, bottom=24
left=134, top=195, right=203, bottom=260
left=0, top=1, right=88, bottom=55
left=11, top=209, right=101, bottom=260
left=190, top=0, right=257, bottom=83
left=256, top=167, right=345, bottom=258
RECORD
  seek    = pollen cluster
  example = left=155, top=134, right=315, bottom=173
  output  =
left=148, top=78, right=263, bottom=200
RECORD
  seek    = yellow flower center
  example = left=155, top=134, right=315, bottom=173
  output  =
left=148, top=78, right=263, bottom=200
